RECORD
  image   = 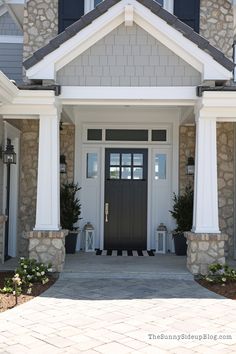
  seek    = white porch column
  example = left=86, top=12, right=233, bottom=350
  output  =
left=34, top=113, right=60, bottom=231
left=192, top=110, right=220, bottom=234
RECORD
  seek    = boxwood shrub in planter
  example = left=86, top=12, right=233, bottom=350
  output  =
left=60, top=182, right=81, bottom=254
left=170, top=186, right=193, bottom=256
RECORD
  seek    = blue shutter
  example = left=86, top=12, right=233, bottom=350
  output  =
left=59, top=0, right=84, bottom=33
left=174, top=0, right=200, bottom=33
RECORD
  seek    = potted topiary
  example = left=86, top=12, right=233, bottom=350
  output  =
left=60, top=182, right=81, bottom=254
left=170, top=185, right=193, bottom=256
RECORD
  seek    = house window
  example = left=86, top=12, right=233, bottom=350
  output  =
left=94, top=0, right=102, bottom=6
left=154, top=0, right=164, bottom=5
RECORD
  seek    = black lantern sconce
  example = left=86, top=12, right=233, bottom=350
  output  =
left=60, top=154, right=67, bottom=174
left=186, top=156, right=195, bottom=175
left=2, top=143, right=16, bottom=165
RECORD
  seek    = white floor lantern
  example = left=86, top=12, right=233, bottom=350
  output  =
left=155, top=223, right=167, bottom=254
left=83, top=222, right=95, bottom=252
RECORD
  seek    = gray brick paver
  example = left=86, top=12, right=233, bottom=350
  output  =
left=0, top=277, right=236, bottom=353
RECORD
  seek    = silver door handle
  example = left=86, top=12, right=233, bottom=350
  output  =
left=105, top=203, right=109, bottom=222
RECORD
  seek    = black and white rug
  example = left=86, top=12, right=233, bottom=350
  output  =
left=95, top=250, right=155, bottom=256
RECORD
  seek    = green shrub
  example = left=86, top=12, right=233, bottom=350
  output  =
left=60, top=182, right=81, bottom=230
left=203, top=263, right=236, bottom=284
left=1, top=258, right=52, bottom=295
left=170, top=185, right=193, bottom=232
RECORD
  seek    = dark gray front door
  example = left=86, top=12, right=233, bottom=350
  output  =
left=104, top=149, right=148, bottom=250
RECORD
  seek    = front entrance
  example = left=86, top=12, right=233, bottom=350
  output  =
left=104, top=148, right=148, bottom=250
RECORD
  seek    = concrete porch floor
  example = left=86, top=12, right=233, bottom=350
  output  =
left=62, top=252, right=193, bottom=280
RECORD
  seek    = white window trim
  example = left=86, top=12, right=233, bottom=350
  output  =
left=84, top=0, right=174, bottom=14
left=0, top=35, right=23, bottom=43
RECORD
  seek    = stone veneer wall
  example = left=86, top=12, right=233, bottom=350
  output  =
left=18, top=121, right=75, bottom=256
left=217, top=123, right=234, bottom=257
left=179, top=123, right=234, bottom=258
left=60, top=124, right=75, bottom=184
left=179, top=126, right=195, bottom=194
left=27, top=230, right=68, bottom=272
left=185, top=232, right=228, bottom=275
left=23, top=0, right=58, bottom=60
left=200, top=0, right=234, bottom=59
left=18, top=120, right=39, bottom=257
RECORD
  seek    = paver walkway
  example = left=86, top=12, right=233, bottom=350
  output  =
left=0, top=276, right=236, bottom=353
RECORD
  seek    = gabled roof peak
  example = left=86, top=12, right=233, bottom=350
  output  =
left=23, top=0, right=234, bottom=74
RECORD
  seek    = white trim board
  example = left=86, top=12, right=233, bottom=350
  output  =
left=0, top=35, right=23, bottom=43
left=26, top=0, right=232, bottom=81
left=60, top=86, right=197, bottom=105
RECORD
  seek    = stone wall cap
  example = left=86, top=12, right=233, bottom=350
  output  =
left=26, top=230, right=69, bottom=239
left=185, top=232, right=228, bottom=241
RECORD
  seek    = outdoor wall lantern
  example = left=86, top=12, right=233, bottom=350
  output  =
left=60, top=154, right=67, bottom=174
left=155, top=223, right=167, bottom=254
left=186, top=156, right=195, bottom=175
left=83, top=222, right=95, bottom=252
left=2, top=143, right=16, bottom=165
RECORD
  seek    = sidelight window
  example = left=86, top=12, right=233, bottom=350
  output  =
left=87, top=153, right=98, bottom=178
left=155, top=154, right=166, bottom=180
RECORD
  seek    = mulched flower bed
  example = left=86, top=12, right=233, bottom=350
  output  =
left=197, top=279, right=236, bottom=300
left=0, top=271, right=58, bottom=312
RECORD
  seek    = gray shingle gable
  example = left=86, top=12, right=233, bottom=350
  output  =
left=23, top=0, right=234, bottom=72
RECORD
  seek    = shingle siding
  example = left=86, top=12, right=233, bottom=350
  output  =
left=0, top=43, right=23, bottom=83
left=0, top=12, right=22, bottom=36
left=57, top=24, right=201, bottom=86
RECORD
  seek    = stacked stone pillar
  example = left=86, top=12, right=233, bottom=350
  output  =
left=27, top=230, right=68, bottom=272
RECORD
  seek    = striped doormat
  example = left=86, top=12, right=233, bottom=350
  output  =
left=96, top=250, right=155, bottom=256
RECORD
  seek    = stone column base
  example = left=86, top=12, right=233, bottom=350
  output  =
left=26, top=230, right=68, bottom=272
left=185, top=232, right=228, bottom=275
left=0, top=215, right=8, bottom=261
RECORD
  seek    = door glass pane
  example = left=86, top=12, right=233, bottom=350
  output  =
left=110, top=153, right=120, bottom=166
left=133, top=154, right=143, bottom=166
left=121, top=167, right=131, bottom=179
left=87, top=153, right=98, bottom=179
left=122, top=154, right=131, bottom=166
left=155, top=154, right=166, bottom=180
left=110, top=167, right=120, bottom=179
left=133, top=167, right=143, bottom=180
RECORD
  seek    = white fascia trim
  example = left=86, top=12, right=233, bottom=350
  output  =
left=60, top=86, right=197, bottom=105
left=0, top=34, right=23, bottom=43
left=0, top=71, right=18, bottom=103
left=26, top=0, right=232, bottom=81
left=26, top=2, right=125, bottom=79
